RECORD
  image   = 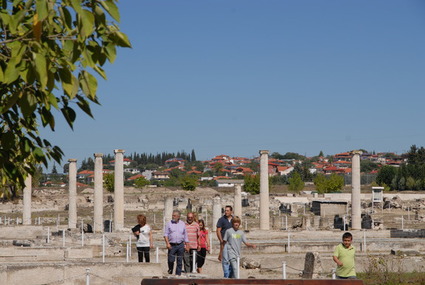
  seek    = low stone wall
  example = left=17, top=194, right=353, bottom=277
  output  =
left=0, top=262, right=162, bottom=285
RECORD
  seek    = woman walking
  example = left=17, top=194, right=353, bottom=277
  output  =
left=132, top=214, right=153, bottom=262
left=196, top=219, right=210, bottom=273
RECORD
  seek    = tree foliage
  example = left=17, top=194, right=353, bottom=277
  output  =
left=0, top=0, right=130, bottom=194
left=375, top=145, right=425, bottom=190
left=314, top=173, right=344, bottom=193
left=288, top=172, right=304, bottom=192
left=243, top=174, right=260, bottom=194
left=104, top=173, right=114, bottom=192
left=134, top=176, right=149, bottom=188
left=180, top=175, right=198, bottom=191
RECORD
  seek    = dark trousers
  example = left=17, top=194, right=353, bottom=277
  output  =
left=137, top=246, right=150, bottom=262
left=184, top=248, right=197, bottom=273
left=168, top=243, right=184, bottom=275
left=197, top=248, right=207, bottom=268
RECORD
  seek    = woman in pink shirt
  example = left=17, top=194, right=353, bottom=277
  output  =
left=196, top=219, right=210, bottom=273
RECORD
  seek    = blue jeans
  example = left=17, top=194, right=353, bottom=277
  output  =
left=222, top=244, right=233, bottom=278
left=168, top=243, right=184, bottom=275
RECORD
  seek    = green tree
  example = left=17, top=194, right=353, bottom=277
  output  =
left=0, top=0, right=130, bottom=195
left=191, top=149, right=196, bottom=162
left=243, top=174, right=260, bottom=194
left=406, top=176, right=416, bottom=190
left=288, top=172, right=304, bottom=192
left=314, top=173, right=327, bottom=193
left=314, top=173, right=344, bottom=193
left=213, top=163, right=224, bottom=175
left=327, top=173, right=344, bottom=192
left=134, top=176, right=150, bottom=188
left=376, top=165, right=397, bottom=187
left=104, top=173, right=114, bottom=192
left=180, top=175, right=198, bottom=191
left=318, top=150, right=324, bottom=157
left=360, top=160, right=379, bottom=173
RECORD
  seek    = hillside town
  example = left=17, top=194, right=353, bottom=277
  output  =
left=41, top=150, right=407, bottom=189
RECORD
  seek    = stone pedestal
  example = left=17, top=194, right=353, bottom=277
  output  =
left=234, top=183, right=242, bottom=218
left=212, top=196, right=221, bottom=232
left=351, top=151, right=362, bottom=230
left=22, top=175, right=32, bottom=225
left=259, top=150, right=270, bottom=230
left=68, top=159, right=77, bottom=229
left=93, top=153, right=104, bottom=233
left=113, top=149, right=125, bottom=231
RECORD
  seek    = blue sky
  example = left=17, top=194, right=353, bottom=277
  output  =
left=42, top=0, right=425, bottom=170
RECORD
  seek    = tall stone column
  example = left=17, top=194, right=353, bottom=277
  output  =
left=259, top=150, right=270, bottom=230
left=93, top=153, right=104, bottom=233
left=234, top=183, right=242, bottom=218
left=22, top=174, right=32, bottom=225
left=68, top=159, right=77, bottom=229
left=351, top=151, right=362, bottom=230
left=212, top=196, right=222, bottom=232
left=113, top=149, right=125, bottom=231
left=163, top=197, right=173, bottom=229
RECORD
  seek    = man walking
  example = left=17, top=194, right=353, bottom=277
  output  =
left=183, top=212, right=200, bottom=273
left=216, top=205, right=234, bottom=278
left=164, top=210, right=188, bottom=275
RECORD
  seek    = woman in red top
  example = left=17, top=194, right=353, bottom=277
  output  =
left=196, top=219, right=210, bottom=273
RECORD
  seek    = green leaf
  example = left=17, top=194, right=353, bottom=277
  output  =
left=94, top=5, right=106, bottom=27
left=4, top=58, right=20, bottom=84
left=79, top=71, right=97, bottom=100
left=99, top=0, right=120, bottom=22
left=41, top=107, right=55, bottom=130
left=59, top=6, right=72, bottom=30
left=19, top=91, right=37, bottom=117
left=111, top=31, right=132, bottom=48
left=1, top=131, right=16, bottom=150
left=0, top=65, right=4, bottom=81
left=20, top=61, right=36, bottom=84
left=59, top=68, right=74, bottom=97
left=0, top=92, right=21, bottom=114
left=79, top=9, right=94, bottom=38
left=76, top=95, right=94, bottom=118
left=34, top=53, right=48, bottom=88
left=36, top=0, right=48, bottom=21
left=104, top=43, right=116, bottom=63
left=23, top=138, right=32, bottom=153
left=48, top=93, right=59, bottom=109
left=61, top=106, right=76, bottom=129
left=70, top=0, right=83, bottom=14
left=93, top=65, right=107, bottom=80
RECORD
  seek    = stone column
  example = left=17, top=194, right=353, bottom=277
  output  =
left=234, top=183, right=242, bottom=218
left=351, top=150, right=362, bottom=230
left=93, top=153, right=104, bottom=233
left=68, top=159, right=77, bottom=229
left=163, top=197, right=173, bottom=229
left=113, top=149, right=125, bottom=231
left=212, top=196, right=221, bottom=232
left=22, top=174, right=32, bottom=225
left=259, top=150, right=270, bottom=230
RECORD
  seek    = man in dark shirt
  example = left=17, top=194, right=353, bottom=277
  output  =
left=216, top=205, right=233, bottom=278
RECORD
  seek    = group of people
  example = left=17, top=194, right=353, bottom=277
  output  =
left=162, top=205, right=255, bottom=278
left=132, top=206, right=357, bottom=280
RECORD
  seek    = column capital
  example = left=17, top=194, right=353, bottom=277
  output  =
left=94, top=153, right=104, bottom=158
left=114, top=149, right=125, bottom=154
left=351, top=150, right=363, bottom=155
left=68, top=159, right=77, bottom=163
left=259, top=150, right=269, bottom=155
